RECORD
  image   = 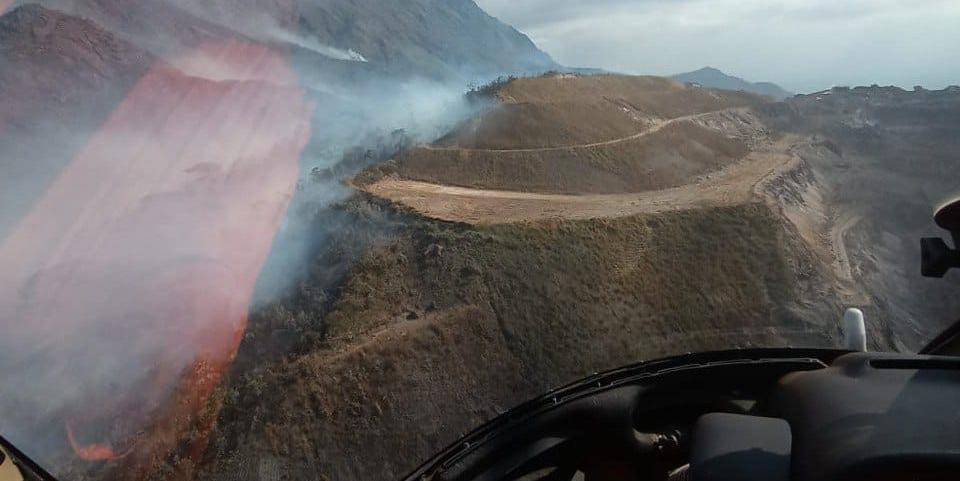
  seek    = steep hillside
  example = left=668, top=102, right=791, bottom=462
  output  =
left=360, top=81, right=960, bottom=354
left=198, top=199, right=837, bottom=481
left=38, top=0, right=556, bottom=80
left=270, top=81, right=960, bottom=481
left=673, top=67, right=793, bottom=100
left=294, top=0, right=556, bottom=79
left=758, top=85, right=960, bottom=348
left=199, top=80, right=960, bottom=481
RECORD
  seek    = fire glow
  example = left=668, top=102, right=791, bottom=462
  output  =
left=66, top=422, right=134, bottom=462
left=0, top=39, right=312, bottom=467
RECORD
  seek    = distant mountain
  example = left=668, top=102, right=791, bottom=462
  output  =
left=672, top=67, right=792, bottom=100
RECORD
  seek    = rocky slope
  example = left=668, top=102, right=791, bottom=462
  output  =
left=759, top=85, right=960, bottom=348
left=37, top=0, right=556, bottom=80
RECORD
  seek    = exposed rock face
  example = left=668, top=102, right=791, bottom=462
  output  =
left=760, top=86, right=960, bottom=349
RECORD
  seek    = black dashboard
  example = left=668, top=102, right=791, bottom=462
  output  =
left=400, top=348, right=960, bottom=481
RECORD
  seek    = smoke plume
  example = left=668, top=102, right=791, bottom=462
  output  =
left=0, top=3, right=482, bottom=476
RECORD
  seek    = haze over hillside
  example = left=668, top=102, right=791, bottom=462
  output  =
left=672, top=67, right=793, bottom=99
left=36, top=0, right=557, bottom=79
left=0, top=1, right=556, bottom=480
left=1, top=2, right=960, bottom=481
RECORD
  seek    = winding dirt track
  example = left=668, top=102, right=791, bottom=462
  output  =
left=422, top=109, right=733, bottom=153
left=361, top=135, right=802, bottom=224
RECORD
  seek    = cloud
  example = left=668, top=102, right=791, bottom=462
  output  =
left=475, top=0, right=960, bottom=92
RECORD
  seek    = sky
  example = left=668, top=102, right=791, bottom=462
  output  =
left=474, top=0, right=960, bottom=93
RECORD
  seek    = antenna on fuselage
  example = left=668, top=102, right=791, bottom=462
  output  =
left=842, top=308, right=867, bottom=351
left=922, top=198, right=960, bottom=278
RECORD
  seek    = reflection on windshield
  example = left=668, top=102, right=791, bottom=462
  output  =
left=0, top=38, right=311, bottom=474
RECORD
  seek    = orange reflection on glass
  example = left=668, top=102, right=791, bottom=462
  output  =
left=0, top=39, right=313, bottom=469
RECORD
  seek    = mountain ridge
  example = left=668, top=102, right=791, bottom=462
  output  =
left=673, top=66, right=793, bottom=99
left=33, top=0, right=557, bottom=81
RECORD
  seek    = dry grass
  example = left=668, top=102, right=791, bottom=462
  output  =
left=389, top=74, right=766, bottom=195
left=326, top=202, right=813, bottom=370
left=199, top=201, right=835, bottom=481
left=435, top=74, right=766, bottom=149
left=398, top=120, right=750, bottom=194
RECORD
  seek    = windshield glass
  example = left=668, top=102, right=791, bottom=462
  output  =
left=0, top=1, right=958, bottom=479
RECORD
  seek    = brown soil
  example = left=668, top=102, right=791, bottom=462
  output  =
left=393, top=116, right=757, bottom=194
left=361, top=136, right=800, bottom=224
left=426, top=109, right=717, bottom=153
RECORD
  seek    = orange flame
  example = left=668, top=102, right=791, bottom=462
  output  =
left=65, top=422, right=135, bottom=462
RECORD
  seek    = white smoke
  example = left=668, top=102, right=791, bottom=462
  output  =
left=267, top=28, right=367, bottom=62
left=0, top=1, right=494, bottom=476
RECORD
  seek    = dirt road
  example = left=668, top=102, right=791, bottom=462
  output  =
left=421, top=109, right=738, bottom=154
left=361, top=136, right=802, bottom=224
